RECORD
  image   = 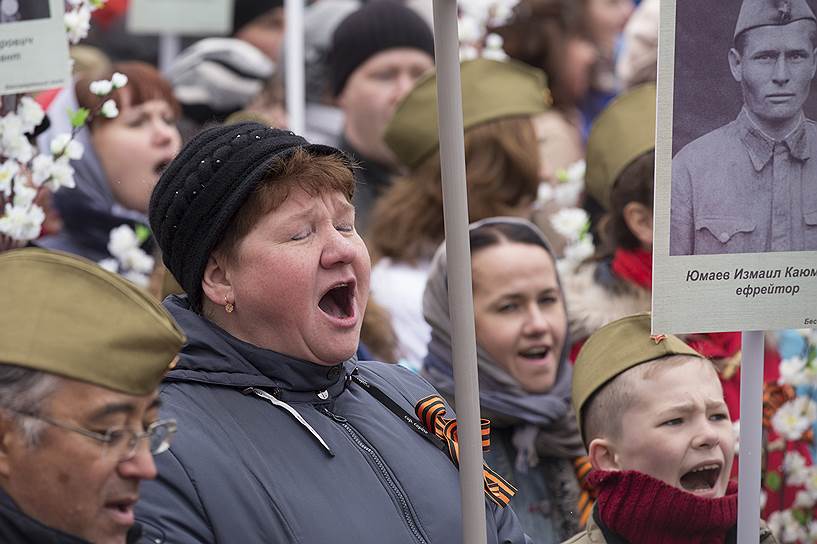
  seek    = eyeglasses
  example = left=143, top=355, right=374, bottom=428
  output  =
left=8, top=410, right=177, bottom=462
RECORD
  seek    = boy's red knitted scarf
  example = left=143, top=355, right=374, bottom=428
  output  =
left=589, top=470, right=737, bottom=544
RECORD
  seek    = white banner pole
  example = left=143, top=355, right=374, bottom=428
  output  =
left=431, top=1, right=487, bottom=543
left=284, top=0, right=305, bottom=135
left=737, top=330, right=764, bottom=543
left=158, top=34, right=181, bottom=75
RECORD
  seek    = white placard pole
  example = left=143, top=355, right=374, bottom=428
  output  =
left=431, top=1, right=487, bottom=543
left=737, top=331, right=764, bottom=543
left=158, top=34, right=182, bottom=75
left=285, top=0, right=305, bottom=135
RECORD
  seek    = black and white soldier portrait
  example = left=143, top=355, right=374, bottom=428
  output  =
left=670, top=0, right=817, bottom=256
left=0, top=0, right=50, bottom=23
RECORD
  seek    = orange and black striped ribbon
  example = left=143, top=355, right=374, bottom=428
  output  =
left=415, top=395, right=517, bottom=508
left=574, top=456, right=595, bottom=528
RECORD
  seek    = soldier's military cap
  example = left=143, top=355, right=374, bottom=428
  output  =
left=585, top=83, right=656, bottom=211
left=734, top=0, right=817, bottom=39
left=384, top=58, right=550, bottom=170
left=0, top=248, right=185, bottom=395
left=572, top=313, right=704, bottom=442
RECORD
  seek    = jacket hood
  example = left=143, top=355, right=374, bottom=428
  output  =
left=162, top=295, right=351, bottom=395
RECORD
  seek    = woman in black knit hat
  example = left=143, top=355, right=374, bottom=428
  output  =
left=135, top=123, right=532, bottom=544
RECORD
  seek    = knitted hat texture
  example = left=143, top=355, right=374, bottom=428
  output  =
left=329, top=1, right=434, bottom=97
left=149, top=123, right=345, bottom=311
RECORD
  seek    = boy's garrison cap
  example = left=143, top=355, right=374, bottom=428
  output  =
left=0, top=248, right=185, bottom=396
left=572, top=313, right=703, bottom=442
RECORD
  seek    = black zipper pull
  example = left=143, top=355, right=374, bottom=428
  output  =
left=320, top=406, right=348, bottom=423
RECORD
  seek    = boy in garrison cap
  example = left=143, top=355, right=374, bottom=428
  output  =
left=671, top=0, right=817, bottom=256
left=0, top=249, right=185, bottom=544
left=563, top=313, right=777, bottom=544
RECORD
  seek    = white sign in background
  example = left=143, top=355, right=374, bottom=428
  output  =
left=652, top=0, right=817, bottom=335
left=0, top=0, right=70, bottom=95
left=127, top=0, right=233, bottom=35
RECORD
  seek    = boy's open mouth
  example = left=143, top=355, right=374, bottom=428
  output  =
left=679, top=463, right=721, bottom=492
left=319, top=281, right=355, bottom=319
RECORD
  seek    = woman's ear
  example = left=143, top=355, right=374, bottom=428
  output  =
left=588, top=438, right=621, bottom=472
left=201, top=253, right=233, bottom=308
left=622, top=201, right=653, bottom=249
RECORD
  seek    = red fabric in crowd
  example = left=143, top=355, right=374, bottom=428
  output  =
left=610, top=248, right=652, bottom=289
left=589, top=470, right=737, bottom=544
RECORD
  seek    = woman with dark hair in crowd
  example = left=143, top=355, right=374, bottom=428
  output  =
left=38, top=62, right=181, bottom=267
left=368, top=58, right=548, bottom=371
left=494, top=0, right=596, bottom=177
left=423, top=218, right=588, bottom=542
left=134, top=122, right=531, bottom=543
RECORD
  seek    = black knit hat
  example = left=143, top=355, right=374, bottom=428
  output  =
left=329, top=1, right=435, bottom=97
left=232, top=0, right=283, bottom=35
left=149, top=123, right=348, bottom=311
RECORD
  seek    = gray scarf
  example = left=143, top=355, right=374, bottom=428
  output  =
left=422, top=217, right=584, bottom=471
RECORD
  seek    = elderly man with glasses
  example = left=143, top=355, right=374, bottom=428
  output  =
left=0, top=249, right=185, bottom=544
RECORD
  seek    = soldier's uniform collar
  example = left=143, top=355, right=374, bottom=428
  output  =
left=738, top=108, right=809, bottom=171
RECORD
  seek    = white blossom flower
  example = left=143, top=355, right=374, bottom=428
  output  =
left=89, top=79, right=113, bottom=96
left=17, top=96, right=45, bottom=133
left=30, top=155, right=54, bottom=187
left=760, top=489, right=767, bottom=512
left=46, top=158, right=76, bottom=191
left=120, top=247, right=155, bottom=275
left=459, top=45, right=479, bottom=62
left=550, top=208, right=589, bottom=242
left=105, top=225, right=154, bottom=286
left=804, top=466, right=817, bottom=499
left=482, top=34, right=507, bottom=61
left=122, top=270, right=151, bottom=288
left=780, top=356, right=809, bottom=386
left=12, top=183, right=37, bottom=208
left=769, top=510, right=809, bottom=544
left=64, top=6, right=92, bottom=44
left=111, top=72, right=128, bottom=89
left=794, top=489, right=816, bottom=509
left=0, top=203, right=44, bottom=242
left=100, top=99, right=119, bottom=119
left=49, top=133, right=84, bottom=160
left=0, top=161, right=19, bottom=196
left=97, top=258, right=119, bottom=273
left=0, top=114, right=33, bottom=163
left=107, top=224, right=140, bottom=261
left=563, top=236, right=595, bottom=264
left=783, top=450, right=809, bottom=485
left=772, top=397, right=817, bottom=441
left=458, top=15, right=482, bottom=45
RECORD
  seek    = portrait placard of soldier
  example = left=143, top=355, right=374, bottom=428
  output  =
left=669, top=0, right=817, bottom=256
left=0, top=0, right=50, bottom=23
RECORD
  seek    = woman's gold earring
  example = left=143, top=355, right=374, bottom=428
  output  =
left=225, top=296, right=234, bottom=314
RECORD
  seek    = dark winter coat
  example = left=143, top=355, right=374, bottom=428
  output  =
left=135, top=295, right=531, bottom=544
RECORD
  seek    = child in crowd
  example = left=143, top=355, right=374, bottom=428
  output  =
left=564, top=313, right=776, bottom=543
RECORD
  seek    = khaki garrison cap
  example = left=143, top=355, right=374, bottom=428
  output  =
left=585, top=83, right=656, bottom=210
left=384, top=58, right=550, bottom=170
left=735, top=0, right=817, bottom=39
left=0, top=249, right=185, bottom=396
left=571, top=313, right=703, bottom=442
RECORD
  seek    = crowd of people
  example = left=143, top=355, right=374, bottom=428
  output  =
left=0, top=0, right=813, bottom=542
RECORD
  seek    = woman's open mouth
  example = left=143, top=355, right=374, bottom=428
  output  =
left=679, top=463, right=721, bottom=494
left=517, top=346, right=551, bottom=365
left=318, top=280, right=356, bottom=324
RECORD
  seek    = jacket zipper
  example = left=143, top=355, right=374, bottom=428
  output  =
left=320, top=406, right=428, bottom=544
